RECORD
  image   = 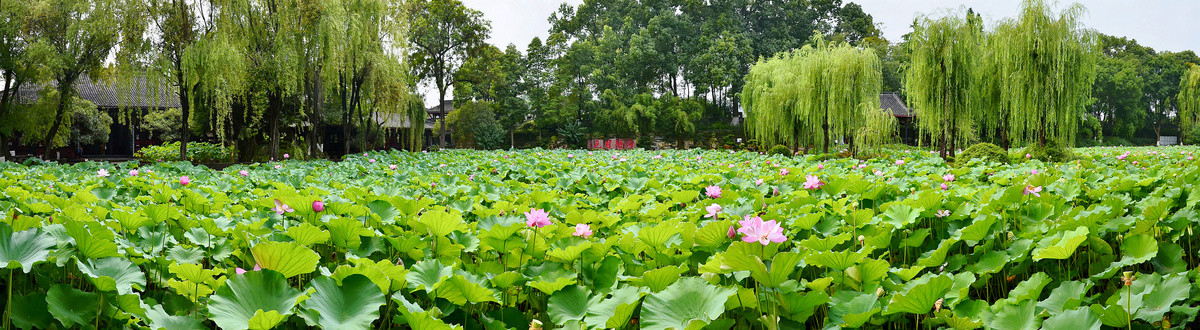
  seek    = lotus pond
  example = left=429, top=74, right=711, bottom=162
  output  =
left=2, top=147, right=1200, bottom=329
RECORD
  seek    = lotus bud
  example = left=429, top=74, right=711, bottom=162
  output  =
left=875, top=287, right=885, bottom=297
left=529, top=319, right=543, bottom=330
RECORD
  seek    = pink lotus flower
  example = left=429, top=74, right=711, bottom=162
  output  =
left=283, top=153, right=290, bottom=159
left=1031, top=169, right=1039, bottom=175
left=705, top=185, right=722, bottom=198
left=271, top=199, right=294, bottom=215
left=369, top=159, right=376, bottom=163
left=568, top=154, right=574, bottom=159
left=895, top=160, right=905, bottom=165
left=389, top=164, right=397, bottom=170
left=936, top=209, right=950, bottom=218
left=129, top=169, right=139, bottom=176
left=469, top=174, right=475, bottom=180
left=97, top=169, right=110, bottom=177
left=737, top=216, right=787, bottom=245
left=874, top=170, right=884, bottom=176
left=779, top=168, right=790, bottom=176
left=239, top=170, right=249, bottom=176
left=858, top=164, right=867, bottom=169
left=653, top=154, right=662, bottom=159
left=274, top=165, right=282, bottom=169
left=755, top=178, right=764, bottom=186
left=524, top=208, right=551, bottom=228
left=312, top=200, right=324, bottom=213
left=940, top=183, right=948, bottom=190
left=179, top=176, right=190, bottom=186
left=1132, top=161, right=1138, bottom=165
left=817, top=163, right=824, bottom=170
left=1023, top=185, right=1042, bottom=197
left=1189, top=156, right=1194, bottom=160
left=704, top=204, right=722, bottom=218
left=803, top=175, right=824, bottom=190
left=572, top=224, right=593, bottom=238
left=943, top=174, right=955, bottom=182
left=1025, top=153, right=1032, bottom=159
left=235, top=264, right=261, bottom=274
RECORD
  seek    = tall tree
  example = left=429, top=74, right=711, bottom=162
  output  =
left=742, top=35, right=882, bottom=153
left=27, top=0, right=122, bottom=156
left=905, top=11, right=982, bottom=158
left=1180, top=64, right=1200, bottom=144
left=124, top=0, right=219, bottom=160
left=991, top=0, right=1097, bottom=148
left=0, top=0, right=41, bottom=158
left=408, top=0, right=489, bottom=148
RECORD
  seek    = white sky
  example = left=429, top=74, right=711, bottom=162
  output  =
left=423, top=0, right=1200, bottom=105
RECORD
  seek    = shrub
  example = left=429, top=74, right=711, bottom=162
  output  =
left=136, top=142, right=235, bottom=163
left=1020, top=139, right=1073, bottom=162
left=766, top=145, right=792, bottom=156
left=957, top=142, right=1008, bottom=165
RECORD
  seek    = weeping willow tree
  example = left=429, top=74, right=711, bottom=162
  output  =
left=905, top=11, right=983, bottom=158
left=742, top=35, right=882, bottom=153
left=855, top=108, right=898, bottom=151
left=990, top=0, right=1098, bottom=148
left=1181, top=64, right=1200, bottom=144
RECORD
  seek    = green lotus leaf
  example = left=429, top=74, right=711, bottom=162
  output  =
left=327, top=217, right=374, bottom=250
left=367, top=200, right=400, bottom=222
left=208, top=270, right=303, bottom=330
left=64, top=220, right=120, bottom=259
left=47, top=284, right=100, bottom=328
left=952, top=215, right=996, bottom=243
left=406, top=259, right=452, bottom=292
left=76, top=257, right=146, bottom=294
left=1002, top=272, right=1051, bottom=304
left=1134, top=273, right=1190, bottom=322
left=1043, top=307, right=1100, bottom=330
left=144, top=304, right=206, bottom=330
left=641, top=265, right=685, bottom=292
left=987, top=299, right=1040, bottom=330
left=299, top=275, right=385, bottom=329
left=806, top=249, right=866, bottom=271
left=640, top=277, right=735, bottom=330
left=10, top=293, right=52, bottom=329
left=585, top=286, right=648, bottom=327
left=1031, top=227, right=1089, bottom=260
left=829, top=291, right=880, bottom=328
left=286, top=223, right=331, bottom=247
left=417, top=208, right=464, bottom=237
left=250, top=241, right=319, bottom=278
left=883, top=274, right=952, bottom=315
left=880, top=204, right=922, bottom=228
left=0, top=223, right=56, bottom=273
left=433, top=275, right=499, bottom=305
left=1037, top=281, right=1091, bottom=314
left=547, top=285, right=592, bottom=325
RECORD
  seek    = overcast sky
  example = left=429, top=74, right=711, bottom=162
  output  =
left=428, top=0, right=1199, bottom=104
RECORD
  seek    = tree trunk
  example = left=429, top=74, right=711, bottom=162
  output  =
left=178, top=78, right=190, bottom=161
left=438, top=88, right=448, bottom=148
left=42, top=82, right=75, bottom=157
left=269, top=90, right=282, bottom=160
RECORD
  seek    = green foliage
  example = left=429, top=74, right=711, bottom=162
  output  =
left=142, top=107, right=183, bottom=141
left=1180, top=64, right=1200, bottom=144
left=742, top=35, right=882, bottom=153
left=135, top=142, right=234, bottom=163
left=5, top=146, right=1200, bottom=328
left=989, top=0, right=1098, bottom=148
left=906, top=11, right=982, bottom=156
left=767, top=145, right=792, bottom=157
left=957, top=142, right=1009, bottom=165
left=1020, top=138, right=1074, bottom=162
